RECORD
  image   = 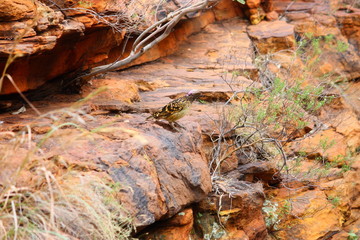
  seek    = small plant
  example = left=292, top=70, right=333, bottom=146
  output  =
left=327, top=195, right=341, bottom=208
left=336, top=40, right=349, bottom=53
left=78, top=0, right=93, bottom=8
left=348, top=231, right=359, bottom=240
left=262, top=200, right=280, bottom=231
left=235, top=0, right=246, bottom=4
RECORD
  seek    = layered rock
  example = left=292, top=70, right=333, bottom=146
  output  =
left=0, top=0, right=359, bottom=239
left=0, top=0, right=243, bottom=95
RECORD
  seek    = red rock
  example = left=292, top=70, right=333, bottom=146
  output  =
left=266, top=10, right=279, bottom=21
left=289, top=129, right=348, bottom=162
left=247, top=20, right=295, bottom=54
left=236, top=162, right=281, bottom=185
left=0, top=0, right=36, bottom=21
left=0, top=21, right=36, bottom=39
left=290, top=14, right=340, bottom=37
left=35, top=3, right=64, bottom=32
left=246, top=0, right=261, bottom=9
left=80, top=74, right=141, bottom=104
left=274, top=190, right=342, bottom=239
left=140, top=208, right=194, bottom=240
left=0, top=0, right=245, bottom=95
left=273, top=1, right=317, bottom=13
left=197, top=181, right=267, bottom=239
left=335, top=9, right=360, bottom=52
left=109, top=122, right=212, bottom=226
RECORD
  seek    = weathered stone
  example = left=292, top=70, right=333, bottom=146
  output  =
left=108, top=121, right=211, bottom=226
left=236, top=162, right=281, bottom=185
left=335, top=9, right=360, bottom=52
left=247, top=20, right=295, bottom=54
left=273, top=1, right=317, bottom=13
left=0, top=0, right=245, bottom=95
left=290, top=14, right=340, bottom=37
left=197, top=180, right=267, bottom=239
left=289, top=128, right=348, bottom=162
left=140, top=208, right=194, bottom=240
left=35, top=2, right=64, bottom=33
left=0, top=0, right=36, bottom=21
left=0, top=21, right=36, bottom=40
left=11, top=118, right=211, bottom=228
left=81, top=76, right=141, bottom=104
left=266, top=10, right=279, bottom=21
left=274, top=190, right=342, bottom=239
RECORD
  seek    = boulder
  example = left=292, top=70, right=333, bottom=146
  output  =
left=139, top=208, right=194, bottom=240
left=247, top=20, right=295, bottom=54
left=196, top=180, right=267, bottom=239
left=274, top=190, right=342, bottom=239
left=335, top=9, right=360, bottom=53
left=0, top=0, right=36, bottom=21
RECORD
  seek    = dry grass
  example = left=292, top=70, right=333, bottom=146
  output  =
left=0, top=99, right=134, bottom=240
left=0, top=172, right=133, bottom=240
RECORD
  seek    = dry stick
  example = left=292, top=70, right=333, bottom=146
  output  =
left=42, top=168, right=55, bottom=229
left=6, top=74, right=41, bottom=116
left=11, top=200, right=18, bottom=240
left=218, top=138, right=267, bottom=164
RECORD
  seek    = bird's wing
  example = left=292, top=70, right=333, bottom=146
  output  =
left=154, top=97, right=187, bottom=118
left=164, top=98, right=187, bottom=112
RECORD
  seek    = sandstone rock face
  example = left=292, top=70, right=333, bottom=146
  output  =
left=109, top=123, right=211, bottom=226
left=0, top=0, right=243, bottom=95
left=335, top=9, right=360, bottom=53
left=140, top=208, right=194, bottom=240
left=0, top=114, right=211, bottom=228
left=196, top=181, right=267, bottom=239
left=275, top=190, right=343, bottom=239
left=247, top=20, right=295, bottom=54
left=0, top=0, right=360, bottom=239
left=0, top=0, right=36, bottom=21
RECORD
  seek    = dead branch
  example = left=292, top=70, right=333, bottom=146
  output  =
left=72, top=0, right=216, bottom=82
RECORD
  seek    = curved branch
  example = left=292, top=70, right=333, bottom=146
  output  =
left=77, top=0, right=214, bottom=80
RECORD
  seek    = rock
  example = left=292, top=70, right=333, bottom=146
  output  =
left=0, top=35, right=57, bottom=56
left=335, top=9, right=360, bottom=52
left=273, top=1, right=317, bottom=13
left=139, top=208, right=194, bottom=240
left=17, top=116, right=212, bottom=228
left=343, top=81, right=360, bottom=117
left=62, top=19, right=86, bottom=34
left=0, top=0, right=36, bottom=21
left=236, top=162, right=281, bottom=185
left=289, top=128, right=348, bottom=162
left=274, top=190, right=342, bottom=239
left=266, top=11, right=279, bottom=21
left=290, top=14, right=340, bottom=37
left=80, top=75, right=141, bottom=104
left=108, top=121, right=211, bottom=227
left=34, top=2, right=64, bottom=33
left=247, top=20, right=295, bottom=54
left=319, top=168, right=360, bottom=212
left=196, top=180, right=267, bottom=239
left=246, top=0, right=261, bottom=9
left=283, top=11, right=360, bottom=81
left=0, top=21, right=37, bottom=40
left=212, top=0, right=243, bottom=21
left=318, top=97, right=360, bottom=154
left=0, top=0, right=245, bottom=95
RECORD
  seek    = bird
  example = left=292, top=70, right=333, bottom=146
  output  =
left=146, top=90, right=201, bottom=129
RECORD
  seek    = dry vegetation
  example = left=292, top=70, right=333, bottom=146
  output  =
left=0, top=99, right=135, bottom=239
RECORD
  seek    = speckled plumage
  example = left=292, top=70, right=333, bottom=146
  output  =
left=147, top=91, right=200, bottom=124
